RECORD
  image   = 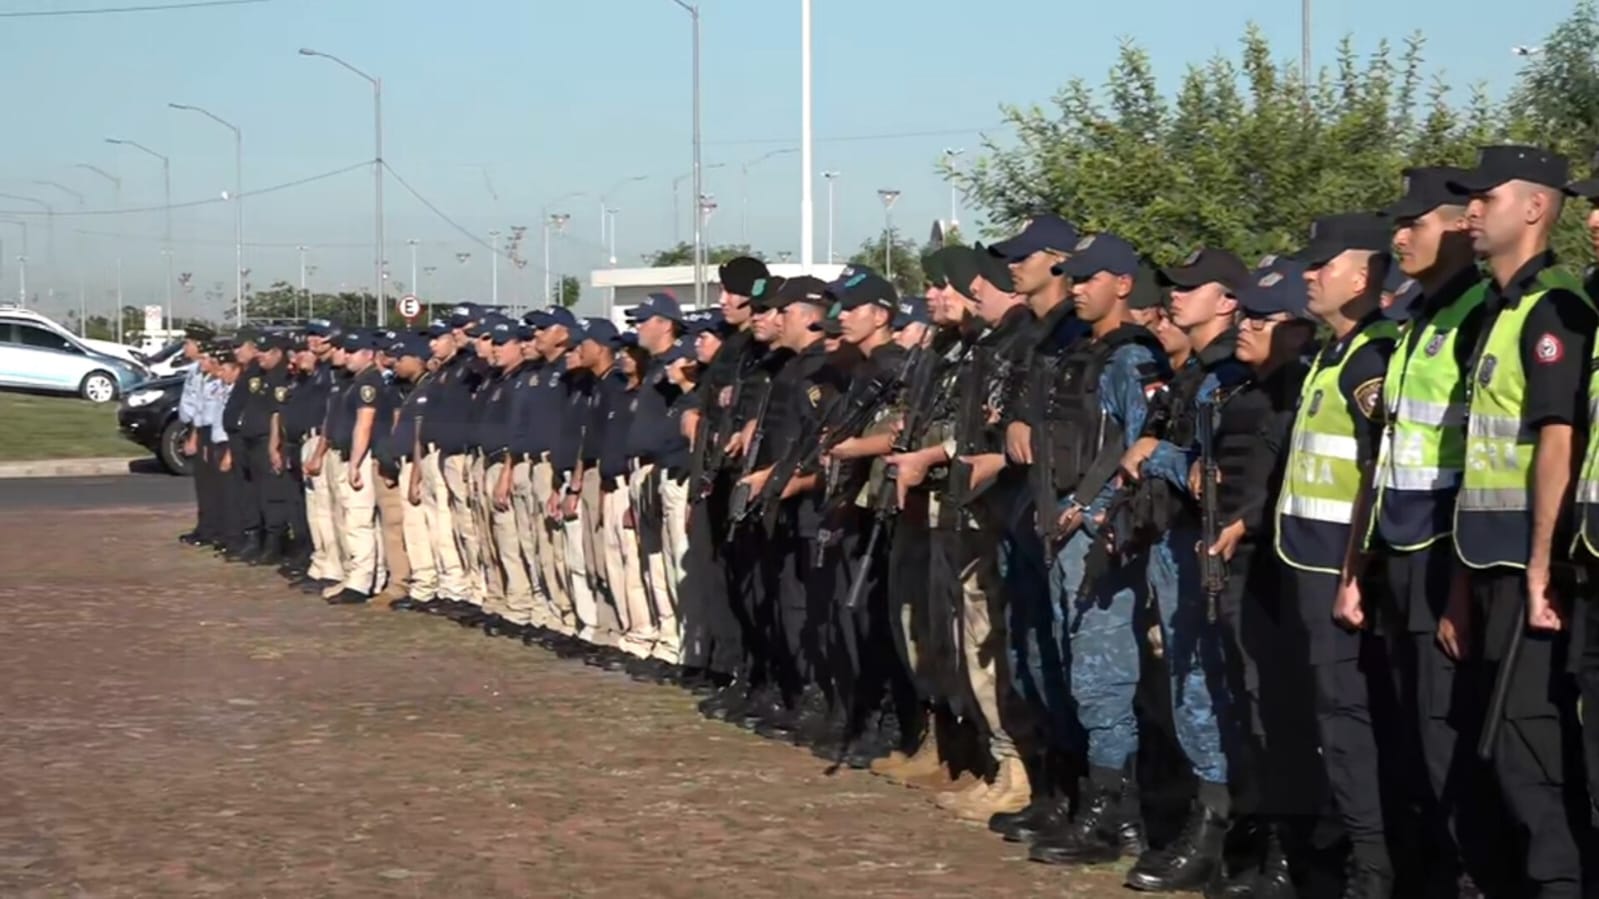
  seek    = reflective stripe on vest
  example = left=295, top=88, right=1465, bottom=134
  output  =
left=1457, top=267, right=1591, bottom=568
left=1368, top=280, right=1486, bottom=551
left=1572, top=279, right=1599, bottom=553
left=1277, top=319, right=1399, bottom=573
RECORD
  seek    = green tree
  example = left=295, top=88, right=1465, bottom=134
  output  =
left=848, top=230, right=924, bottom=294
left=557, top=275, right=581, bottom=308
left=648, top=242, right=760, bottom=267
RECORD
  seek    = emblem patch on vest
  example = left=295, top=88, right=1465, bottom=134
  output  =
left=1478, top=355, right=1497, bottom=386
left=1424, top=333, right=1446, bottom=356
left=531, top=375, right=540, bottom=387
left=1534, top=333, right=1564, bottom=365
left=273, top=386, right=288, bottom=403
left=806, top=385, right=822, bottom=407
left=249, top=377, right=263, bottom=394
left=1353, top=378, right=1383, bottom=421
left=1308, top=389, right=1323, bottom=417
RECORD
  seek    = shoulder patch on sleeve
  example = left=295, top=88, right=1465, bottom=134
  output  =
left=360, top=384, right=377, bottom=404
left=1352, top=377, right=1383, bottom=421
left=1534, top=332, right=1564, bottom=365
left=806, top=385, right=822, bottom=407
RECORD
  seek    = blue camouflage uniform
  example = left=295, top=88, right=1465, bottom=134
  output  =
left=1134, top=338, right=1250, bottom=791
left=1046, top=334, right=1162, bottom=776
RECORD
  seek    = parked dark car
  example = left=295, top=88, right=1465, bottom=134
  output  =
left=117, top=374, right=191, bottom=476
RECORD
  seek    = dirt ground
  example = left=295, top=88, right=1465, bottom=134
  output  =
left=0, top=502, right=1134, bottom=898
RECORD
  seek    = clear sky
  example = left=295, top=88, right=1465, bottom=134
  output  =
left=0, top=0, right=1573, bottom=323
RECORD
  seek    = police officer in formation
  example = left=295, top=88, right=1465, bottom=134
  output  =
left=179, top=142, right=1599, bottom=899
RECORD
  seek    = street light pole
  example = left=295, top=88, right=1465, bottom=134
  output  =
left=0, top=193, right=53, bottom=310
left=489, top=229, right=501, bottom=305
left=800, top=0, right=814, bottom=268
left=942, top=147, right=965, bottom=228
left=76, top=164, right=123, bottom=341
left=0, top=219, right=28, bottom=307
left=169, top=103, right=244, bottom=325
left=544, top=213, right=571, bottom=305
left=105, top=137, right=173, bottom=329
left=35, top=182, right=86, bottom=335
left=297, top=245, right=310, bottom=319
left=821, top=171, right=839, bottom=264
left=669, top=0, right=705, bottom=310
left=604, top=206, right=620, bottom=319
left=740, top=148, right=798, bottom=245
left=407, top=238, right=419, bottom=297
left=300, top=48, right=384, bottom=326
left=877, top=188, right=901, bottom=280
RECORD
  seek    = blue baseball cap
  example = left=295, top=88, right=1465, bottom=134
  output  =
left=488, top=319, right=522, bottom=345
left=515, top=322, right=536, bottom=341
left=656, top=337, right=693, bottom=364
left=989, top=213, right=1080, bottom=261
left=304, top=318, right=340, bottom=337
left=338, top=328, right=385, bottom=352
left=1056, top=232, right=1140, bottom=279
left=611, top=329, right=641, bottom=349
left=583, top=318, right=620, bottom=345
left=445, top=302, right=484, bottom=328
left=893, top=297, right=931, bottom=330
left=683, top=308, right=727, bottom=334
left=1237, top=255, right=1312, bottom=320
left=628, top=292, right=684, bottom=324
left=389, top=334, right=432, bottom=359
left=467, top=315, right=506, bottom=338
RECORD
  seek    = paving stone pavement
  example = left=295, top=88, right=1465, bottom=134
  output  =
left=0, top=504, right=1134, bottom=897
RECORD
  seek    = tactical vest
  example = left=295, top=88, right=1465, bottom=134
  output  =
left=1567, top=282, right=1599, bottom=555
left=1276, top=320, right=1399, bottom=573
left=1458, top=268, right=1590, bottom=568
left=1367, top=281, right=1488, bottom=551
left=1035, top=324, right=1159, bottom=494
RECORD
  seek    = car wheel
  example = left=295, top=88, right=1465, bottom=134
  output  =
left=80, top=371, right=119, bottom=404
left=158, top=417, right=192, bottom=477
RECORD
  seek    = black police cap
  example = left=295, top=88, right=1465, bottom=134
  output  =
left=1450, top=145, right=1569, bottom=194
left=1382, top=166, right=1472, bottom=220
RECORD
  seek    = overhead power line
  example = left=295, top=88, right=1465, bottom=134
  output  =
left=382, top=161, right=549, bottom=276
left=0, top=0, right=267, bottom=17
left=0, top=161, right=368, bottom=216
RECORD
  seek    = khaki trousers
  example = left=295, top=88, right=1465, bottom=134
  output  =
left=301, top=439, right=344, bottom=582
left=399, top=458, right=439, bottom=600
left=580, top=469, right=622, bottom=644
left=375, top=469, right=410, bottom=597
left=629, top=464, right=679, bottom=661
left=531, top=460, right=573, bottom=627
left=960, top=535, right=1019, bottom=765
left=659, top=472, right=690, bottom=605
left=602, top=477, right=653, bottom=657
left=471, top=455, right=505, bottom=610
left=443, top=454, right=487, bottom=607
left=561, top=471, right=602, bottom=641
left=334, top=454, right=384, bottom=596
left=420, top=452, right=468, bottom=600
left=487, top=459, right=536, bottom=625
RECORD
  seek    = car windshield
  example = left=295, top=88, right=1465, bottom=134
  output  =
left=145, top=340, right=184, bottom=364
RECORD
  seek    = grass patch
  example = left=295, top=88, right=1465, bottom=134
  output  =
left=0, top=390, right=138, bottom=461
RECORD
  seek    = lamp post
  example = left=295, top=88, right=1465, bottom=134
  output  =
left=541, top=191, right=586, bottom=303
left=600, top=174, right=648, bottom=249
left=489, top=229, right=501, bottom=305
left=0, top=217, right=27, bottom=303
left=168, top=103, right=244, bottom=325
left=800, top=0, right=814, bottom=268
left=105, top=137, right=173, bottom=329
left=821, top=171, right=840, bottom=264
left=877, top=188, right=901, bottom=280
left=740, top=148, right=798, bottom=245
left=668, top=0, right=706, bottom=309
left=299, top=47, right=384, bottom=326
left=942, top=148, right=965, bottom=228
left=75, top=164, right=124, bottom=340
left=34, top=182, right=86, bottom=335
left=0, top=193, right=53, bottom=309
left=544, top=213, right=571, bottom=305
left=407, top=238, right=419, bottom=299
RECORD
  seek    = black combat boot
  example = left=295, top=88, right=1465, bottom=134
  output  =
left=1205, top=821, right=1294, bottom=899
left=251, top=530, right=286, bottom=567
left=990, top=754, right=1060, bottom=841
left=1029, top=772, right=1144, bottom=866
left=1125, top=801, right=1229, bottom=892
left=1341, top=856, right=1395, bottom=899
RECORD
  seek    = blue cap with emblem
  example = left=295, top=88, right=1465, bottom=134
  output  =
left=1055, top=232, right=1140, bottom=279
left=445, top=302, right=483, bottom=328
left=683, top=308, right=727, bottom=334
left=1236, top=255, right=1312, bottom=320
left=390, top=334, right=432, bottom=359
left=988, top=213, right=1080, bottom=261
left=338, top=328, right=385, bottom=352
left=893, top=297, right=931, bottom=329
left=656, top=337, right=693, bottom=364
left=304, top=318, right=339, bottom=337
left=424, top=319, right=452, bottom=338
left=488, top=318, right=521, bottom=345
left=611, top=329, right=641, bottom=349
left=627, top=292, right=685, bottom=324
left=583, top=318, right=620, bottom=345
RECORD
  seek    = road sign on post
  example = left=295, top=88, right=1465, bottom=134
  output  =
left=397, top=293, right=421, bottom=322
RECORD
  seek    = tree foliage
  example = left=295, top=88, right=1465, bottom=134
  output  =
left=647, top=242, right=760, bottom=267
left=557, top=275, right=581, bottom=308
left=952, top=10, right=1599, bottom=267
left=848, top=230, right=924, bottom=294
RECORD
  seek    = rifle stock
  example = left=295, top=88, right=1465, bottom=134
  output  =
left=1197, top=396, right=1227, bottom=623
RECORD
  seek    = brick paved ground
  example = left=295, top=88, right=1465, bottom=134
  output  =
left=0, top=503, right=1133, bottom=898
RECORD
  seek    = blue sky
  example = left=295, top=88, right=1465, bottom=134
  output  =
left=0, top=0, right=1573, bottom=322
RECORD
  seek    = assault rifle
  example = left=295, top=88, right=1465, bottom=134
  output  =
left=1196, top=395, right=1226, bottom=623
left=843, top=346, right=938, bottom=609
left=689, top=377, right=741, bottom=504
left=726, top=378, right=774, bottom=533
